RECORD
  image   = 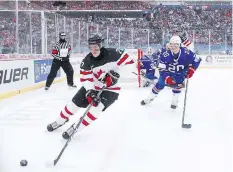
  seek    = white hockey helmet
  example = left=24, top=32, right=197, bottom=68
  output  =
left=169, top=35, right=182, bottom=44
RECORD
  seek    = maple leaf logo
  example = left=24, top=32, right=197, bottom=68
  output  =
left=94, top=69, right=103, bottom=79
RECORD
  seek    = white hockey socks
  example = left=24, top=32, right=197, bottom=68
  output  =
left=57, top=101, right=80, bottom=125
left=77, top=103, right=105, bottom=132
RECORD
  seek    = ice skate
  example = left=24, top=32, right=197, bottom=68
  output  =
left=141, top=92, right=157, bottom=105
left=170, top=93, right=179, bottom=109
left=62, top=123, right=76, bottom=139
left=47, top=119, right=68, bottom=132
left=68, top=84, right=77, bottom=89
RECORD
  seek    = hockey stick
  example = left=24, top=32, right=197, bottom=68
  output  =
left=132, top=72, right=157, bottom=85
left=53, top=86, right=106, bottom=166
left=181, top=79, right=192, bottom=129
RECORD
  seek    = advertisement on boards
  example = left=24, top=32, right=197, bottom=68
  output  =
left=201, top=55, right=232, bottom=68
left=34, top=59, right=61, bottom=83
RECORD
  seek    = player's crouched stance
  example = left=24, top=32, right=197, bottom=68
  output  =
left=46, top=33, right=134, bottom=139
left=141, top=36, right=201, bottom=109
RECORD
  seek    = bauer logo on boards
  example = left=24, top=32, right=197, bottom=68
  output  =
left=0, top=68, right=29, bottom=84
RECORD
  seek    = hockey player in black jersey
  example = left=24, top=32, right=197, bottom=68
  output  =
left=47, top=33, right=134, bottom=139
left=45, top=32, right=76, bottom=90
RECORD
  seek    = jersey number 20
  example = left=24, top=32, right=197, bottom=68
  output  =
left=168, top=64, right=184, bottom=73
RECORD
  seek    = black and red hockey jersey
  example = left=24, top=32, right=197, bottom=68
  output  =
left=80, top=48, right=134, bottom=93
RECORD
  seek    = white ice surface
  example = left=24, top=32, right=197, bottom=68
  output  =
left=0, top=69, right=232, bottom=172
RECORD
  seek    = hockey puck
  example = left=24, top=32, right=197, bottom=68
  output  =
left=20, top=160, right=28, bottom=166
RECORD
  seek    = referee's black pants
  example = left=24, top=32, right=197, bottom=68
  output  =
left=45, top=59, right=74, bottom=87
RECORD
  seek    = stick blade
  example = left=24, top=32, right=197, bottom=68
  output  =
left=182, top=123, right=192, bottom=129
left=54, top=159, right=58, bottom=166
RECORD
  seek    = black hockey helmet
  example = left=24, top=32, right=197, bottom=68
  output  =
left=88, top=33, right=104, bottom=45
left=59, top=32, right=66, bottom=40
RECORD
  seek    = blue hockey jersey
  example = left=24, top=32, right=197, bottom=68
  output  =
left=157, top=47, right=201, bottom=84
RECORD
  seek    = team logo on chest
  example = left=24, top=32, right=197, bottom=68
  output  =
left=93, top=68, right=103, bottom=79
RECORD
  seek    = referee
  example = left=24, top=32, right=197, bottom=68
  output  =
left=45, top=32, right=77, bottom=90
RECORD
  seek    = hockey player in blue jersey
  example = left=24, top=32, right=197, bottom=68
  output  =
left=140, top=47, right=159, bottom=87
left=140, top=32, right=193, bottom=89
left=141, top=35, right=201, bottom=109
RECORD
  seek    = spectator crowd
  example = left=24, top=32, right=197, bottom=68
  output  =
left=0, top=1, right=232, bottom=55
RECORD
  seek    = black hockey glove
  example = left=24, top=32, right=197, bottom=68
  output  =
left=86, top=89, right=100, bottom=107
left=100, top=70, right=120, bottom=87
left=179, top=31, right=188, bottom=43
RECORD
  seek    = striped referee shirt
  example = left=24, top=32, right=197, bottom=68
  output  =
left=52, top=40, right=71, bottom=59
